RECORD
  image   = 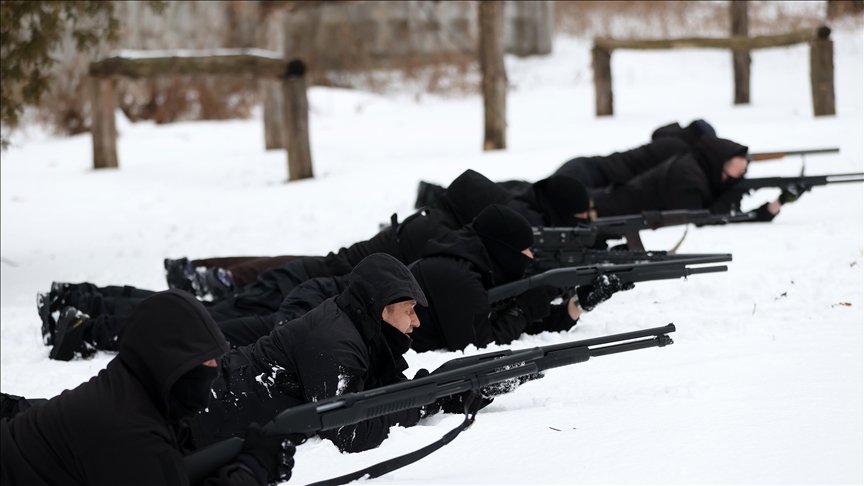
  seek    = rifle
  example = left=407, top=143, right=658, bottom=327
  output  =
left=488, top=256, right=730, bottom=309
left=185, top=325, right=677, bottom=485
left=715, top=172, right=864, bottom=213
left=589, top=209, right=756, bottom=251
left=747, top=148, right=839, bottom=162
left=730, top=172, right=863, bottom=192
left=530, top=224, right=731, bottom=274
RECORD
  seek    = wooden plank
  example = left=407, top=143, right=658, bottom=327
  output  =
left=89, top=77, right=118, bottom=169
left=595, top=26, right=830, bottom=51
left=592, top=47, right=613, bottom=117
left=810, top=39, right=836, bottom=117
left=731, top=1, right=751, bottom=105
left=90, top=51, right=286, bottom=79
left=282, top=60, right=314, bottom=181
left=479, top=0, right=507, bottom=151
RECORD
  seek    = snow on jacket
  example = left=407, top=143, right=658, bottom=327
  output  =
left=192, top=254, right=426, bottom=453
left=0, top=290, right=257, bottom=486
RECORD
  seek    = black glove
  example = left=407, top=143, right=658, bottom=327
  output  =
left=514, top=286, right=562, bottom=321
left=753, top=202, right=778, bottom=222
left=415, top=370, right=493, bottom=418
left=779, top=183, right=809, bottom=205
left=575, top=275, right=634, bottom=312
left=237, top=422, right=296, bottom=485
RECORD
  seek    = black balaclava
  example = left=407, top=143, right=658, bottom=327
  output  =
left=168, top=364, right=219, bottom=420
left=473, top=204, right=535, bottom=281
left=694, top=136, right=750, bottom=195
left=535, top=175, right=590, bottom=227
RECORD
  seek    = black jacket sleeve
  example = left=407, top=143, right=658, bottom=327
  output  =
left=294, top=323, right=419, bottom=453
left=527, top=304, right=579, bottom=335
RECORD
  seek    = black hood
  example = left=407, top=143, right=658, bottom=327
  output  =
left=693, top=136, right=749, bottom=194
left=335, top=253, right=427, bottom=339
left=652, top=119, right=716, bottom=147
left=532, top=176, right=590, bottom=226
left=118, top=290, right=229, bottom=418
left=421, top=225, right=502, bottom=286
left=436, top=169, right=514, bottom=227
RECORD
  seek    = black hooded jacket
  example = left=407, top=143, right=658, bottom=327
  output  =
left=590, top=137, right=749, bottom=217
left=554, top=138, right=691, bottom=187
left=409, top=226, right=575, bottom=353
left=0, top=290, right=253, bottom=486
left=193, top=254, right=427, bottom=454
left=499, top=177, right=588, bottom=227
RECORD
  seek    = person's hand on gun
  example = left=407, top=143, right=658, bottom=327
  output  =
left=237, top=422, right=296, bottom=486
left=574, top=274, right=635, bottom=313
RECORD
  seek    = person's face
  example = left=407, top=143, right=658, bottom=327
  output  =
left=722, top=156, right=748, bottom=181
left=202, top=359, right=217, bottom=367
left=521, top=248, right=534, bottom=259
left=382, top=300, right=420, bottom=335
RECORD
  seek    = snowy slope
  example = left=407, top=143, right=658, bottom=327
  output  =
left=2, top=31, right=862, bottom=484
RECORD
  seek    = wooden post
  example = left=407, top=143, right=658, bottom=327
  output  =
left=89, top=77, right=118, bottom=169
left=282, top=60, right=313, bottom=181
left=262, top=80, right=285, bottom=150
left=810, top=37, right=836, bottom=117
left=479, top=0, right=506, bottom=151
left=592, top=46, right=613, bottom=117
left=730, top=0, right=750, bottom=105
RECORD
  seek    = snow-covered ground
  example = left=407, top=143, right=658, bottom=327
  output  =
left=2, top=31, right=862, bottom=484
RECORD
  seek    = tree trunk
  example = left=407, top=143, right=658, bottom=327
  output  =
left=810, top=39, right=836, bottom=117
left=730, top=0, right=750, bottom=105
left=282, top=60, right=314, bottom=181
left=479, top=0, right=506, bottom=151
left=90, top=77, right=118, bottom=169
left=592, top=46, right=613, bottom=117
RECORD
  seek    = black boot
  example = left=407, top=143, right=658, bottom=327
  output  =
left=37, top=292, right=55, bottom=346
left=165, top=257, right=195, bottom=293
left=192, top=267, right=236, bottom=300
left=414, top=181, right=447, bottom=209
left=49, top=307, right=95, bottom=361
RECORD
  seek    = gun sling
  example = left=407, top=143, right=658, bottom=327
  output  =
left=307, top=391, right=485, bottom=486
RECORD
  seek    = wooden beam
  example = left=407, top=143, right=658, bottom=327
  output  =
left=282, top=60, right=313, bottom=181
left=810, top=39, right=836, bottom=117
left=90, top=50, right=286, bottom=79
left=90, top=77, right=118, bottom=169
left=595, top=26, right=830, bottom=51
left=479, top=0, right=507, bottom=151
left=730, top=1, right=751, bottom=105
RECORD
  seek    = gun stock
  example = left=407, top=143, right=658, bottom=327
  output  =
left=748, top=147, right=840, bottom=162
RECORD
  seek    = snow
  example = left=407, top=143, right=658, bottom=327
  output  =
left=2, top=31, right=863, bottom=484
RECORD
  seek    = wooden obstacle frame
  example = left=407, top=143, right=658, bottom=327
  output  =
left=88, top=49, right=313, bottom=181
left=591, top=26, right=835, bottom=118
